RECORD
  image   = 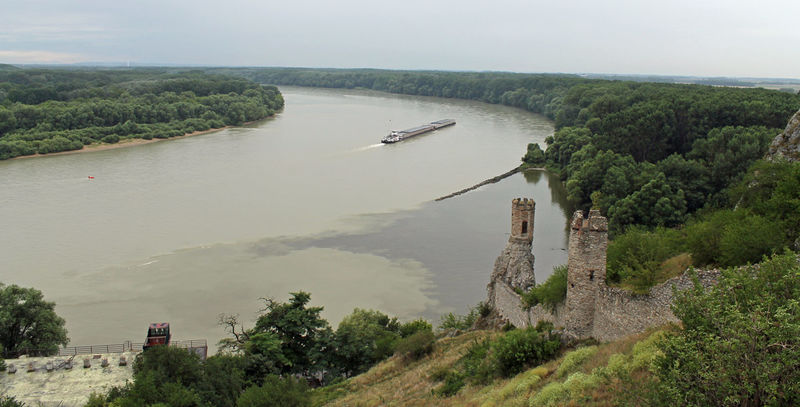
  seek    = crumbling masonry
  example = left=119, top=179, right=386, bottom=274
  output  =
left=487, top=198, right=720, bottom=342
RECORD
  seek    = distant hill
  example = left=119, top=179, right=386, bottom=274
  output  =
left=0, top=63, right=21, bottom=70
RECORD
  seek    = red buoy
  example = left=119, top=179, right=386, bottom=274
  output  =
left=88, top=176, right=94, bottom=179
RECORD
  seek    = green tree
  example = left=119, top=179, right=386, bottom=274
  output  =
left=656, top=253, right=800, bottom=406
left=333, top=308, right=400, bottom=376
left=250, top=292, right=332, bottom=377
left=607, top=173, right=687, bottom=233
left=0, top=284, right=68, bottom=357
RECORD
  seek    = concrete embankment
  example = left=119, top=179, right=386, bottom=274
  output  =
left=1, top=352, right=137, bottom=406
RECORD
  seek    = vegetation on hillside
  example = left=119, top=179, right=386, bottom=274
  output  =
left=0, top=69, right=284, bottom=159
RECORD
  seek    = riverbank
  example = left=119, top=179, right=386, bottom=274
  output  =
left=9, top=117, right=273, bottom=161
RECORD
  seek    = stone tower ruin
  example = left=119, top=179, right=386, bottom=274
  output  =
left=488, top=198, right=537, bottom=305
left=510, top=197, right=535, bottom=243
left=565, top=209, right=608, bottom=339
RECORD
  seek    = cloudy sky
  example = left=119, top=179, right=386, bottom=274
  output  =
left=1, top=0, right=798, bottom=78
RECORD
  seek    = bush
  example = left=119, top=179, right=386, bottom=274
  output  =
left=522, top=265, right=567, bottom=310
left=0, top=396, right=25, bottom=407
left=555, top=346, right=598, bottom=378
left=236, top=375, right=309, bottom=407
left=394, top=329, right=435, bottom=361
left=432, top=371, right=465, bottom=397
left=493, top=326, right=561, bottom=377
left=101, top=134, right=120, bottom=144
left=399, top=318, right=432, bottom=338
left=607, top=226, right=686, bottom=290
left=687, top=209, right=786, bottom=267
left=438, top=304, right=481, bottom=332
left=655, top=252, right=800, bottom=406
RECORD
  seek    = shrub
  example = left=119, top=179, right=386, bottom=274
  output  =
left=529, top=381, right=569, bottom=407
left=555, top=346, right=598, bottom=378
left=493, top=327, right=561, bottom=377
left=655, top=252, right=800, bottom=406
left=236, top=375, right=309, bottom=407
left=606, top=226, right=686, bottom=290
left=84, top=393, right=108, bottom=407
left=460, top=339, right=495, bottom=385
left=433, top=371, right=465, bottom=397
left=522, top=265, right=567, bottom=310
left=101, top=134, right=120, bottom=144
left=687, top=209, right=786, bottom=267
left=394, top=329, right=435, bottom=361
left=438, top=309, right=477, bottom=331
left=399, top=318, right=432, bottom=338
left=0, top=396, right=25, bottom=407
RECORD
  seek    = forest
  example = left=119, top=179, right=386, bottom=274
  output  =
left=0, top=67, right=284, bottom=160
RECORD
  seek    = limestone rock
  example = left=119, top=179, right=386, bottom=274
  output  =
left=490, top=240, right=535, bottom=293
left=766, top=109, right=800, bottom=162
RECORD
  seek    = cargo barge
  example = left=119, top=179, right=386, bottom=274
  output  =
left=381, top=119, right=455, bottom=143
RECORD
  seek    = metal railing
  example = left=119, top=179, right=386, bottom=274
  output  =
left=12, top=339, right=208, bottom=357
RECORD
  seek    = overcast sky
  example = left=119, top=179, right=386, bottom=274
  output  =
left=1, top=0, right=798, bottom=78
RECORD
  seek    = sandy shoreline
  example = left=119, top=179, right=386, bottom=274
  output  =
left=9, top=118, right=267, bottom=161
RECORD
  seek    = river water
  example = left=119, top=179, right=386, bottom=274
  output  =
left=0, top=86, right=570, bottom=350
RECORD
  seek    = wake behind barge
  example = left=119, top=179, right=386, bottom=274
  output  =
left=381, top=119, right=456, bottom=143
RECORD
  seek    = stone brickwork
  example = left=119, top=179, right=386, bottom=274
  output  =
left=511, top=198, right=535, bottom=243
left=564, top=210, right=608, bottom=339
left=488, top=206, right=721, bottom=342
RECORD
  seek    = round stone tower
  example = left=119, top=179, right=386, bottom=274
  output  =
left=565, top=209, right=608, bottom=339
left=510, top=198, right=535, bottom=243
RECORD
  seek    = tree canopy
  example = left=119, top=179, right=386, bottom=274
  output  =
left=0, top=69, right=284, bottom=159
left=0, top=283, right=68, bottom=358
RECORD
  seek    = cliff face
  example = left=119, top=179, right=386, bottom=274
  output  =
left=487, top=239, right=535, bottom=307
left=766, top=109, right=800, bottom=162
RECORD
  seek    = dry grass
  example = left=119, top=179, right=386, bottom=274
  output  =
left=658, top=253, right=693, bottom=282
left=314, top=328, right=666, bottom=407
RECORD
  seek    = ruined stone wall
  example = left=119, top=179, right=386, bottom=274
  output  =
left=591, top=270, right=721, bottom=341
left=489, top=280, right=565, bottom=329
left=488, top=206, right=722, bottom=343
left=492, top=281, right=533, bottom=328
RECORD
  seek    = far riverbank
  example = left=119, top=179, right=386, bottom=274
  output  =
left=9, top=117, right=277, bottom=161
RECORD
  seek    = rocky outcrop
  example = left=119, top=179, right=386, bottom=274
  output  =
left=488, top=240, right=535, bottom=307
left=766, top=109, right=800, bottom=162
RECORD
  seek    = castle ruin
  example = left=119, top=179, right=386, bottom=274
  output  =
left=487, top=198, right=720, bottom=342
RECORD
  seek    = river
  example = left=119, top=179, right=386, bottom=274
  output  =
left=0, top=86, right=570, bottom=350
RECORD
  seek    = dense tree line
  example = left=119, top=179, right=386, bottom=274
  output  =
left=0, top=69, right=284, bottom=159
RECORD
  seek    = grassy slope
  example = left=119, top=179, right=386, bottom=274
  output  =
left=313, top=328, right=666, bottom=407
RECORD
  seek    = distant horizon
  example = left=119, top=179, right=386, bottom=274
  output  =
left=2, top=0, right=798, bottom=80
left=4, top=62, right=800, bottom=83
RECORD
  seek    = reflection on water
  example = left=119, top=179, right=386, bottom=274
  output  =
left=0, top=86, right=566, bottom=351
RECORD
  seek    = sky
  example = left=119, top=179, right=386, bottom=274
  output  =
left=1, top=0, right=799, bottom=78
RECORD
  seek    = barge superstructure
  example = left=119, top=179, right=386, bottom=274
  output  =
left=381, top=119, right=455, bottom=143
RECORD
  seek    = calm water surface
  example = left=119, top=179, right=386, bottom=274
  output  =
left=0, top=87, right=569, bottom=350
